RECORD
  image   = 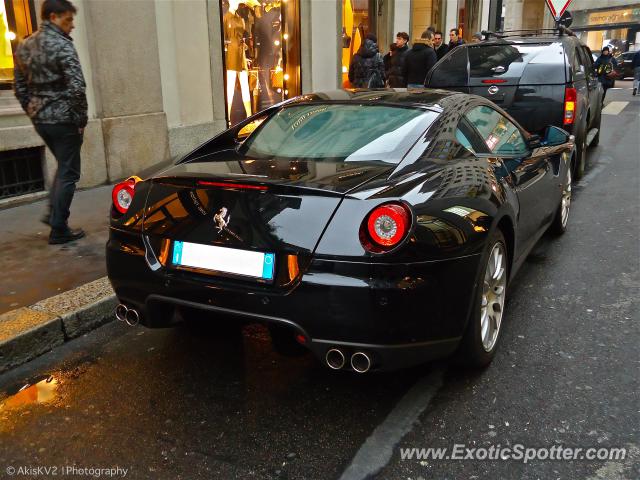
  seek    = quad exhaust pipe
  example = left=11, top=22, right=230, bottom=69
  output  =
left=325, top=348, right=345, bottom=370
left=350, top=352, right=371, bottom=373
left=115, top=304, right=140, bottom=326
left=325, top=348, right=372, bottom=373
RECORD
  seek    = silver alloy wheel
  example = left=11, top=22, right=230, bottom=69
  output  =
left=560, top=167, right=572, bottom=228
left=480, top=242, right=507, bottom=352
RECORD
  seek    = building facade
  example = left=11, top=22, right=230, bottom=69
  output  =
left=0, top=0, right=635, bottom=203
left=499, top=0, right=640, bottom=53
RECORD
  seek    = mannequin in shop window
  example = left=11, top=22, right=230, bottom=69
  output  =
left=224, top=0, right=252, bottom=120
left=254, top=0, right=282, bottom=110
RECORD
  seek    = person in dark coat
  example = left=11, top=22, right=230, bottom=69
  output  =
left=387, top=32, right=410, bottom=87
left=433, top=31, right=448, bottom=60
left=594, top=47, right=618, bottom=101
left=403, top=31, right=438, bottom=88
left=383, top=43, right=398, bottom=79
left=14, top=0, right=87, bottom=244
left=447, top=28, right=465, bottom=51
left=348, top=34, right=385, bottom=88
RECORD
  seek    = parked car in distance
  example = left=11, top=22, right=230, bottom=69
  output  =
left=617, top=51, right=636, bottom=79
left=425, top=31, right=602, bottom=180
left=107, top=89, right=575, bottom=373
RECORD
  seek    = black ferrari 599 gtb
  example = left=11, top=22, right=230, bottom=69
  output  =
left=107, top=89, right=574, bottom=372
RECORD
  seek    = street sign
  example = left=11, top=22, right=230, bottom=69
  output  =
left=545, top=0, right=574, bottom=20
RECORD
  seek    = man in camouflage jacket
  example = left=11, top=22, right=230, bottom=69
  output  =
left=14, top=0, right=87, bottom=244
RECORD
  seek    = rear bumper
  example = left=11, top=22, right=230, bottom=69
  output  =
left=107, top=230, right=482, bottom=370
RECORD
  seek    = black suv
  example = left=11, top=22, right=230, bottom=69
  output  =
left=618, top=51, right=635, bottom=79
left=425, top=31, right=603, bottom=179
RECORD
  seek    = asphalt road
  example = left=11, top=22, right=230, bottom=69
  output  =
left=0, top=84, right=638, bottom=480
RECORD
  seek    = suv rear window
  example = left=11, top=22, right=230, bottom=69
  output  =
left=468, top=43, right=566, bottom=84
left=428, top=48, right=468, bottom=88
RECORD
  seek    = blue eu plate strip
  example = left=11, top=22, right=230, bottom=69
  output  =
left=262, top=253, right=275, bottom=280
left=172, top=241, right=184, bottom=265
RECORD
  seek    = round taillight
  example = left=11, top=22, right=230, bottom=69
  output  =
left=112, top=179, right=137, bottom=214
left=363, top=203, right=411, bottom=251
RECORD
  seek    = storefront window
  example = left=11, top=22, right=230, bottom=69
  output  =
left=0, top=0, right=36, bottom=88
left=341, top=0, right=373, bottom=87
left=411, top=0, right=445, bottom=37
left=220, top=0, right=300, bottom=126
left=456, top=0, right=481, bottom=40
left=572, top=6, right=640, bottom=54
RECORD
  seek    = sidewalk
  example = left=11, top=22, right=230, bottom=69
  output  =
left=0, top=184, right=116, bottom=372
left=0, top=185, right=112, bottom=315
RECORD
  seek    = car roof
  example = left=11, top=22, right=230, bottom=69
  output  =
left=286, top=89, right=467, bottom=111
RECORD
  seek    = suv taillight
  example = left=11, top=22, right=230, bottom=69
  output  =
left=360, top=203, right=412, bottom=253
left=563, top=87, right=577, bottom=125
left=112, top=176, right=141, bottom=214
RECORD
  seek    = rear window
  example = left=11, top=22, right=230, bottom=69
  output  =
left=468, top=43, right=566, bottom=84
left=240, top=104, right=438, bottom=164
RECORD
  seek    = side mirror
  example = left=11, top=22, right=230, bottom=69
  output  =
left=527, top=134, right=542, bottom=149
left=542, top=126, right=570, bottom=147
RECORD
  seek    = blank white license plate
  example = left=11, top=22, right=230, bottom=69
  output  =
left=171, top=241, right=275, bottom=281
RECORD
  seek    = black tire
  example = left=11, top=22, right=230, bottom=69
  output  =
left=590, top=116, right=601, bottom=147
left=549, top=158, right=572, bottom=236
left=457, top=229, right=508, bottom=368
left=269, top=324, right=308, bottom=357
left=573, top=128, right=587, bottom=180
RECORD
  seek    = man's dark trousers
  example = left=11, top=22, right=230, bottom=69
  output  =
left=34, top=123, right=83, bottom=231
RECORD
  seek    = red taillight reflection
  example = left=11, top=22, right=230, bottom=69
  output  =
left=481, top=79, right=507, bottom=84
left=563, top=87, right=577, bottom=125
left=112, top=177, right=141, bottom=214
left=361, top=203, right=411, bottom=252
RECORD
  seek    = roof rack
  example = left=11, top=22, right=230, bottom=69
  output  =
left=481, top=26, right=576, bottom=41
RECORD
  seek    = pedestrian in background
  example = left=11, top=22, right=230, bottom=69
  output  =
left=594, top=46, right=618, bottom=102
left=433, top=31, right=448, bottom=60
left=632, top=49, right=640, bottom=96
left=383, top=42, right=398, bottom=80
left=387, top=32, right=410, bottom=87
left=348, top=33, right=385, bottom=88
left=14, top=0, right=87, bottom=245
left=403, top=30, right=437, bottom=88
left=471, top=32, right=483, bottom=43
left=448, top=28, right=465, bottom=51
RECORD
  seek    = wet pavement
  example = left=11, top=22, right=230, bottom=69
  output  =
left=0, top=185, right=111, bottom=314
left=0, top=321, right=425, bottom=479
left=0, top=85, right=638, bottom=480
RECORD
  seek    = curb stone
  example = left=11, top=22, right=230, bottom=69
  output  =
left=0, top=277, right=116, bottom=373
left=0, top=191, right=49, bottom=211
